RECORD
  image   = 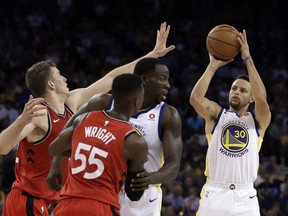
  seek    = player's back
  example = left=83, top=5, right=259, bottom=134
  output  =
left=60, top=111, right=135, bottom=209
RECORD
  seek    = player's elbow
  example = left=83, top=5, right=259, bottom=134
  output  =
left=189, top=92, right=201, bottom=107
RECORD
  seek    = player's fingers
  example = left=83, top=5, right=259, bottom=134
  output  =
left=130, top=183, right=149, bottom=191
left=131, top=186, right=148, bottom=191
left=28, top=95, right=33, bottom=101
left=32, top=104, right=46, bottom=111
left=131, top=177, right=148, bottom=183
left=25, top=98, right=44, bottom=110
left=164, top=25, right=171, bottom=39
left=243, top=29, right=247, bottom=39
left=156, top=30, right=160, bottom=40
left=136, top=171, right=149, bottom=178
left=161, top=22, right=166, bottom=32
left=167, top=45, right=176, bottom=52
left=31, top=97, right=45, bottom=105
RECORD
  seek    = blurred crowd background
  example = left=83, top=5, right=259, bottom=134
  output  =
left=0, top=0, right=287, bottom=215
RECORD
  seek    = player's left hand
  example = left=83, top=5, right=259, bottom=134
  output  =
left=238, top=30, right=251, bottom=60
left=150, top=22, right=176, bottom=58
left=130, top=171, right=150, bottom=191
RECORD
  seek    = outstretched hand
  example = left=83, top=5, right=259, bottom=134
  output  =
left=150, top=22, right=176, bottom=58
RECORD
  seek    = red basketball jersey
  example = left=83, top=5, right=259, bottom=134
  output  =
left=11, top=102, right=73, bottom=205
left=59, top=111, right=136, bottom=210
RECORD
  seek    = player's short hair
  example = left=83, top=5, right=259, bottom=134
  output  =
left=112, top=74, right=142, bottom=98
left=25, top=60, right=56, bottom=97
left=134, top=57, right=166, bottom=76
left=234, top=74, right=249, bottom=82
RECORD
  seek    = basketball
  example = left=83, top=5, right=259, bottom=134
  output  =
left=206, top=24, right=241, bottom=60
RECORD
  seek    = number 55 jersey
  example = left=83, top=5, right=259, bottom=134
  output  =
left=59, top=111, right=137, bottom=210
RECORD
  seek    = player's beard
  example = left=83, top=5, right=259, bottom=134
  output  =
left=229, top=101, right=241, bottom=110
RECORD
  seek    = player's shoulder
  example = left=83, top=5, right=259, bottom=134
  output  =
left=88, top=93, right=111, bottom=109
left=162, top=103, right=181, bottom=123
left=163, top=103, right=179, bottom=115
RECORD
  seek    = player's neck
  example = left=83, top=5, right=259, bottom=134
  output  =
left=229, top=107, right=248, bottom=117
left=44, top=92, right=67, bottom=114
left=141, top=100, right=156, bottom=110
left=44, top=98, right=65, bottom=114
left=106, top=110, right=129, bottom=122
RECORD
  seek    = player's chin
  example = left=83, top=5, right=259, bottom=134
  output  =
left=158, top=95, right=166, bottom=102
left=229, top=101, right=240, bottom=109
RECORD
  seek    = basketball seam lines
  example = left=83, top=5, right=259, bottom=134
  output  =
left=208, top=37, right=240, bottom=48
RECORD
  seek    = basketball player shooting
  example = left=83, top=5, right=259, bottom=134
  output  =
left=189, top=30, right=271, bottom=216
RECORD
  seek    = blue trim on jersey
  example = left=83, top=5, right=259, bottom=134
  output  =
left=250, top=111, right=260, bottom=137
left=225, top=109, right=240, bottom=117
left=158, top=102, right=167, bottom=141
left=211, top=108, right=224, bottom=134
left=108, top=96, right=114, bottom=110
left=131, top=104, right=158, bottom=118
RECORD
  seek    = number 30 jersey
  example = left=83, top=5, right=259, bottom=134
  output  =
left=205, top=109, right=263, bottom=184
left=59, top=111, right=138, bottom=209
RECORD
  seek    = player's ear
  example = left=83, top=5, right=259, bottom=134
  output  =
left=141, top=75, right=149, bottom=85
left=47, top=80, right=55, bottom=89
left=249, top=96, right=254, bottom=104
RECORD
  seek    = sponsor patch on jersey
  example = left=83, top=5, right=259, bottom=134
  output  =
left=148, top=113, right=156, bottom=121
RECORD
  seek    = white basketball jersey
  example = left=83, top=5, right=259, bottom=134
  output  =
left=205, top=108, right=263, bottom=184
left=129, top=102, right=166, bottom=173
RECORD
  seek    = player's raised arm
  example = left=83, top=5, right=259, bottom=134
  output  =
left=66, top=22, right=175, bottom=111
left=238, top=30, right=271, bottom=136
left=189, top=55, right=231, bottom=123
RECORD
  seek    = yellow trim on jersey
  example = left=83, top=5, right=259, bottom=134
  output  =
left=134, top=129, right=141, bottom=136
left=159, top=152, right=164, bottom=167
left=257, top=136, right=263, bottom=151
left=204, top=134, right=212, bottom=177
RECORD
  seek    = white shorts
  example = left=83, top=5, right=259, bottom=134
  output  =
left=197, top=180, right=260, bottom=216
left=119, top=185, right=162, bottom=216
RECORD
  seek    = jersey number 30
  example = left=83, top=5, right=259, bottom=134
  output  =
left=71, top=142, right=108, bottom=179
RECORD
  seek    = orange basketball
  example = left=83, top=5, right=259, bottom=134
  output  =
left=206, top=24, right=241, bottom=60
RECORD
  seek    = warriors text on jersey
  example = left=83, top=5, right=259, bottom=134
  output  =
left=205, top=108, right=262, bottom=184
left=59, top=111, right=138, bottom=210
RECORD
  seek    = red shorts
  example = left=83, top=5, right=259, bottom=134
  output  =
left=54, top=198, right=119, bottom=216
left=2, top=188, right=49, bottom=216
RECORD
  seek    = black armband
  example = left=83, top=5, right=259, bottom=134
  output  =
left=125, top=170, right=145, bottom=201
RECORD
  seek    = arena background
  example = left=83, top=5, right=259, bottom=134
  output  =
left=0, top=0, right=287, bottom=215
